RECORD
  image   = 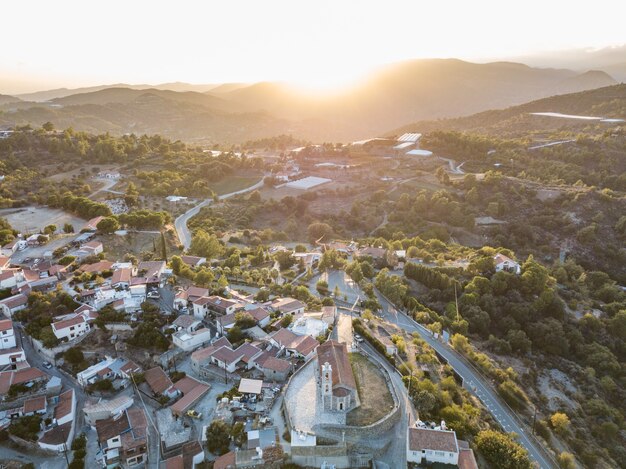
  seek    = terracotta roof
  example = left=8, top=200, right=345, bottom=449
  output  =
left=79, top=261, right=114, bottom=273
left=0, top=367, right=46, bottom=395
left=317, top=340, right=356, bottom=390
left=0, top=319, right=13, bottom=332
left=173, top=315, right=199, bottom=329
left=459, top=447, right=479, bottom=469
left=39, top=421, right=72, bottom=445
left=357, top=246, right=387, bottom=259
left=172, top=376, right=205, bottom=395
left=191, top=337, right=232, bottom=363
left=74, top=304, right=95, bottom=315
left=0, top=294, right=27, bottom=309
left=119, top=360, right=141, bottom=375
left=408, top=428, right=459, bottom=453
left=269, top=328, right=298, bottom=347
left=291, top=335, right=319, bottom=356
left=96, top=408, right=147, bottom=449
left=85, top=216, right=105, bottom=231
left=144, top=367, right=173, bottom=395
left=54, top=389, right=74, bottom=420
left=271, top=297, right=305, bottom=312
left=247, top=307, right=270, bottom=322
left=494, top=253, right=516, bottom=265
left=111, top=267, right=132, bottom=284
left=235, top=342, right=262, bottom=363
left=0, top=256, right=11, bottom=267
left=138, top=261, right=165, bottom=277
left=23, top=396, right=46, bottom=414
left=181, top=255, right=205, bottom=266
left=163, top=455, right=184, bottom=469
left=0, top=271, right=15, bottom=282
left=169, top=382, right=210, bottom=414
left=52, top=314, right=85, bottom=332
left=211, top=346, right=244, bottom=365
left=259, top=356, right=291, bottom=373
left=213, top=451, right=236, bottom=469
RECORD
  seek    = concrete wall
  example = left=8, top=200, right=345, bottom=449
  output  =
left=291, top=443, right=352, bottom=468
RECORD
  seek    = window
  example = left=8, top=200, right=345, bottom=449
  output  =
left=70, top=326, right=75, bottom=331
left=3, top=338, right=7, bottom=342
left=435, top=451, right=444, bottom=457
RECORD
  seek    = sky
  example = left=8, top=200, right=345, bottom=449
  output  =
left=2, top=0, right=626, bottom=94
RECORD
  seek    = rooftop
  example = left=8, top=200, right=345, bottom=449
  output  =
left=408, top=427, right=459, bottom=453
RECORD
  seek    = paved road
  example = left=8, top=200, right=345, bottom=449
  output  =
left=174, top=178, right=265, bottom=250
left=89, top=177, right=120, bottom=198
left=375, top=295, right=555, bottom=469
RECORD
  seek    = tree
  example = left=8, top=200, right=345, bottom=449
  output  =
left=227, top=326, right=244, bottom=344
left=307, top=222, right=333, bottom=243
left=550, top=412, right=570, bottom=435
left=205, top=420, right=231, bottom=455
left=160, top=232, right=168, bottom=261
left=97, top=217, right=120, bottom=234
left=42, top=121, right=55, bottom=132
left=190, top=230, right=224, bottom=259
left=43, top=224, right=57, bottom=235
left=170, top=255, right=183, bottom=275
left=475, top=430, right=532, bottom=469
left=557, top=452, right=576, bottom=469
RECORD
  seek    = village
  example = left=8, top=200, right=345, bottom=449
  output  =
left=0, top=172, right=517, bottom=469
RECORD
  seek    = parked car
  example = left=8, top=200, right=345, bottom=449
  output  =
left=354, top=334, right=364, bottom=343
left=186, top=409, right=202, bottom=419
left=42, top=361, right=53, bottom=369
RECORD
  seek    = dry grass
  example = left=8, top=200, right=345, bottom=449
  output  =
left=346, top=353, right=395, bottom=426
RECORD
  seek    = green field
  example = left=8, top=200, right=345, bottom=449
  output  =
left=211, top=176, right=262, bottom=196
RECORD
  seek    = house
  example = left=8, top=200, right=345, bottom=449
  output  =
left=0, top=293, right=28, bottom=318
left=190, top=338, right=263, bottom=374
left=0, top=270, right=20, bottom=290
left=254, top=352, right=291, bottom=382
left=172, top=328, right=213, bottom=352
left=137, top=260, right=166, bottom=279
left=23, top=396, right=47, bottom=416
left=173, top=286, right=209, bottom=311
left=51, top=314, right=91, bottom=342
left=77, top=240, right=104, bottom=257
left=28, top=275, right=59, bottom=292
left=0, top=319, right=16, bottom=349
left=190, top=337, right=232, bottom=373
left=144, top=367, right=179, bottom=399
left=1, top=239, right=18, bottom=257
left=192, top=296, right=241, bottom=319
left=494, top=253, right=521, bottom=275
left=78, top=260, right=114, bottom=274
left=172, top=315, right=203, bottom=333
left=406, top=427, right=460, bottom=465
left=180, top=255, right=207, bottom=268
left=96, top=408, right=148, bottom=468
left=270, top=297, right=305, bottom=315
left=317, top=340, right=359, bottom=412
left=458, top=440, right=479, bottom=469
left=0, top=367, right=47, bottom=398
left=160, top=441, right=204, bottom=469
left=216, top=307, right=270, bottom=335
left=83, top=395, right=134, bottom=426
left=111, top=268, right=132, bottom=288
left=169, top=377, right=211, bottom=417
left=267, top=328, right=319, bottom=360
left=54, top=388, right=76, bottom=425
left=76, top=356, right=139, bottom=387
left=355, top=246, right=397, bottom=268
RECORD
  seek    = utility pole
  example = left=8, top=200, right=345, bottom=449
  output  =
left=532, top=406, right=537, bottom=435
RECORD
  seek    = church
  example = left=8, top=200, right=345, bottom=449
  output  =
left=316, top=340, right=359, bottom=412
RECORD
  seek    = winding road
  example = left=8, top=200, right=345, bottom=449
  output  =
left=174, top=178, right=265, bottom=250
left=375, top=292, right=556, bottom=469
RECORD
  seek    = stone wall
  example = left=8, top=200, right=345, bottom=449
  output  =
left=291, top=443, right=352, bottom=468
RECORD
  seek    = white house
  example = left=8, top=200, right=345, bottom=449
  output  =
left=0, top=294, right=28, bottom=318
left=172, top=328, right=213, bottom=352
left=0, top=319, right=16, bottom=349
left=77, top=356, right=118, bottom=387
left=0, top=270, right=22, bottom=290
left=494, top=253, right=521, bottom=275
left=171, top=315, right=203, bottom=333
left=192, top=296, right=241, bottom=319
left=406, top=427, right=459, bottom=465
left=84, top=395, right=134, bottom=426
left=270, top=297, right=305, bottom=315
left=51, top=314, right=91, bottom=342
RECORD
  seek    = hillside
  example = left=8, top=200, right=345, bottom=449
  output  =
left=0, top=94, right=21, bottom=105
left=390, top=84, right=626, bottom=137
left=1, top=59, right=620, bottom=142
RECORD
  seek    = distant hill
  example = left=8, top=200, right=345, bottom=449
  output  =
left=0, top=94, right=21, bottom=105
left=389, top=84, right=626, bottom=137
left=15, top=82, right=223, bottom=102
left=1, top=59, right=620, bottom=142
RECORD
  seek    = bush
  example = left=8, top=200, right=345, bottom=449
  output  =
left=352, top=319, right=395, bottom=366
left=68, top=459, right=84, bottom=469
left=71, top=433, right=87, bottom=450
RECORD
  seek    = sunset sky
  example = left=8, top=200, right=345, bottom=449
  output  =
left=2, top=0, right=625, bottom=93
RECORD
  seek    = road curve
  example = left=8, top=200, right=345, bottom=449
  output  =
left=376, top=295, right=556, bottom=469
left=174, top=178, right=264, bottom=250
